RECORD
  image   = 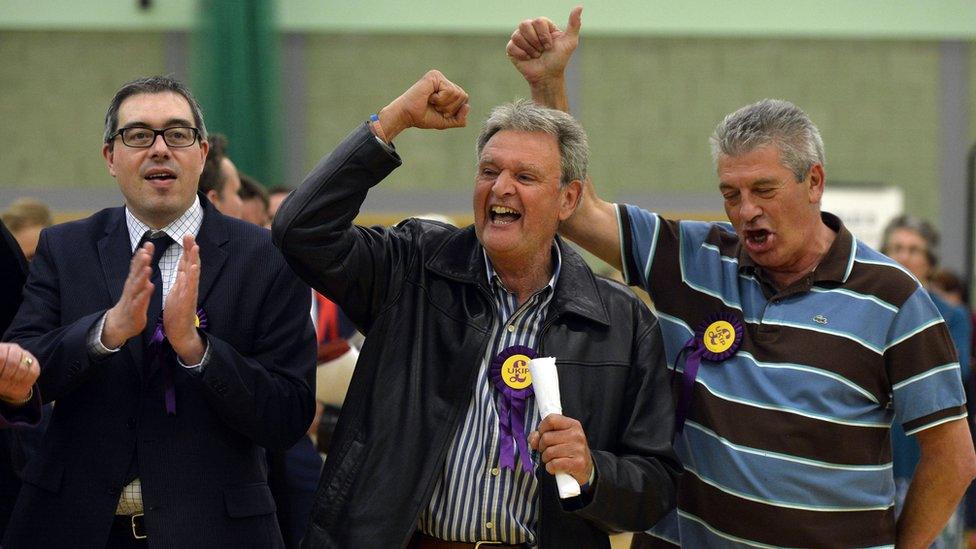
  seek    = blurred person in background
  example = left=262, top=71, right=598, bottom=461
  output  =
left=882, top=215, right=972, bottom=548
left=1, top=198, right=53, bottom=262
left=198, top=133, right=244, bottom=219
left=928, top=267, right=976, bottom=535
left=239, top=174, right=271, bottom=228
left=267, top=186, right=292, bottom=221
left=232, top=180, right=322, bottom=549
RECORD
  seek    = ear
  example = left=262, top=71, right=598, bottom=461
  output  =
left=807, top=164, right=826, bottom=203
left=206, top=189, right=221, bottom=205
left=102, top=143, right=117, bottom=177
left=558, top=179, right=583, bottom=221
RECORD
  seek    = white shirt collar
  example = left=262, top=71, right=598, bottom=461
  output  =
left=124, top=195, right=204, bottom=253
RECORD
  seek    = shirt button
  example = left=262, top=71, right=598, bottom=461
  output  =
left=485, top=521, right=494, bottom=530
left=507, top=325, right=515, bottom=333
left=490, top=468, right=500, bottom=476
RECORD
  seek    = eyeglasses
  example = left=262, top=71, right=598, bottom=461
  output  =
left=108, top=126, right=201, bottom=148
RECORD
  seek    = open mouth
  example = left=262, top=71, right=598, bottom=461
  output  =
left=489, top=205, right=522, bottom=225
left=144, top=170, right=176, bottom=184
left=745, top=229, right=769, bottom=245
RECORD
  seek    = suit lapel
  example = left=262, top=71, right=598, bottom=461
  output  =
left=195, top=200, right=229, bottom=307
left=96, top=209, right=145, bottom=374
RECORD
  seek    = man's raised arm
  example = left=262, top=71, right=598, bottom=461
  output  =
left=508, top=7, right=623, bottom=271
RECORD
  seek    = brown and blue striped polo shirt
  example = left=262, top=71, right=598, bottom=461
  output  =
left=618, top=207, right=966, bottom=548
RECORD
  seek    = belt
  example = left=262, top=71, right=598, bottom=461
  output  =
left=112, top=513, right=147, bottom=540
left=410, top=532, right=528, bottom=549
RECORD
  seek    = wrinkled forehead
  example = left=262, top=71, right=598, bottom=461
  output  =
left=117, top=91, right=195, bottom=128
left=479, top=130, right=561, bottom=172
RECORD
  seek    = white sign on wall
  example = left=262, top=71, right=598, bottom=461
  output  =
left=821, top=186, right=904, bottom=250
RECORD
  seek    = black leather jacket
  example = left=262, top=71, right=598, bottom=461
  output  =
left=273, top=124, right=680, bottom=549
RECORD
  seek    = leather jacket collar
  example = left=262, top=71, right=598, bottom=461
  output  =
left=425, top=226, right=611, bottom=327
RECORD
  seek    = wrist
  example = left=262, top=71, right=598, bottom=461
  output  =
left=529, top=76, right=569, bottom=112
left=377, top=104, right=408, bottom=142
left=171, top=331, right=204, bottom=364
left=101, top=309, right=129, bottom=349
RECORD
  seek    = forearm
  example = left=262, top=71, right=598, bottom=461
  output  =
left=273, top=124, right=400, bottom=259
left=559, top=182, right=623, bottom=271
left=8, top=311, right=107, bottom=403
left=530, top=76, right=570, bottom=112
left=897, top=419, right=976, bottom=547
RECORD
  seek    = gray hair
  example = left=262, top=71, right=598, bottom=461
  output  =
left=881, top=214, right=940, bottom=267
left=476, top=99, right=588, bottom=186
left=710, top=99, right=825, bottom=182
left=103, top=75, right=208, bottom=146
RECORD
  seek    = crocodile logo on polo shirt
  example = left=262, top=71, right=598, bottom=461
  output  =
left=813, top=314, right=828, bottom=325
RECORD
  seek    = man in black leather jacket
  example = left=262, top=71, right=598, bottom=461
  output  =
left=273, top=70, right=679, bottom=549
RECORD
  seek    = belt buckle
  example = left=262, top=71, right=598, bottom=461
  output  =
left=131, top=513, right=147, bottom=540
left=474, top=542, right=501, bottom=548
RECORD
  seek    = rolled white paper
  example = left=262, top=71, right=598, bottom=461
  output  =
left=528, top=356, right=581, bottom=499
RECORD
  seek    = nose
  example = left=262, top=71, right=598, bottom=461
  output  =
left=147, top=132, right=172, bottom=158
left=738, top=193, right=762, bottom=223
left=491, top=171, right=516, bottom=197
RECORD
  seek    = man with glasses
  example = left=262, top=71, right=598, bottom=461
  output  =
left=3, top=76, right=316, bottom=548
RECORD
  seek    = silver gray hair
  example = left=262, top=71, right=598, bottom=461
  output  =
left=476, top=99, right=588, bottom=186
left=710, top=99, right=825, bottom=182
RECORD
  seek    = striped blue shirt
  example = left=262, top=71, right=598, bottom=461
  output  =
left=618, top=206, right=966, bottom=548
left=418, top=246, right=561, bottom=544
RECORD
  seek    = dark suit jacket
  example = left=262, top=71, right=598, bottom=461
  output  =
left=0, top=218, right=40, bottom=429
left=0, top=218, right=42, bottom=541
left=3, top=196, right=316, bottom=548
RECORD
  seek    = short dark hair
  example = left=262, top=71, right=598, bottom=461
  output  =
left=103, top=75, right=207, bottom=146
left=239, top=174, right=270, bottom=209
left=199, top=134, right=229, bottom=195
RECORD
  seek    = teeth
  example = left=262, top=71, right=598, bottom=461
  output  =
left=490, top=206, right=518, bottom=215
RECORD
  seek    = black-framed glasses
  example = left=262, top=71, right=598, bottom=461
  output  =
left=109, top=126, right=201, bottom=148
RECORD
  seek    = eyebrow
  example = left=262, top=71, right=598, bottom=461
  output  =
left=719, top=177, right=780, bottom=190
left=121, top=118, right=194, bottom=129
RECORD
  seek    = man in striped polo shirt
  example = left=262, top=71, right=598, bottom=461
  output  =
left=274, top=71, right=680, bottom=548
left=508, top=9, right=976, bottom=548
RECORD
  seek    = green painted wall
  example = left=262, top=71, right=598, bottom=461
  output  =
left=0, top=28, right=960, bottom=226
left=303, top=34, right=944, bottom=219
left=579, top=37, right=942, bottom=218
left=0, top=31, right=167, bottom=189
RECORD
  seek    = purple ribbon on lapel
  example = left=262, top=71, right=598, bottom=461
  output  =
left=146, top=308, right=208, bottom=415
left=674, top=313, right=742, bottom=434
left=490, top=344, right=536, bottom=472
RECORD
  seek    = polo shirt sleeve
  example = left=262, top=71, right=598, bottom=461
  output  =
left=886, top=286, right=968, bottom=436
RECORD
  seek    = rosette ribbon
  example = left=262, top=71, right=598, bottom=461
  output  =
left=490, top=345, right=536, bottom=472
left=673, top=312, right=742, bottom=434
left=146, top=307, right=208, bottom=416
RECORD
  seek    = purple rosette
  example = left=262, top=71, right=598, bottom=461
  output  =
left=146, top=307, right=207, bottom=415
left=490, top=344, right=536, bottom=472
left=673, top=312, right=743, bottom=434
